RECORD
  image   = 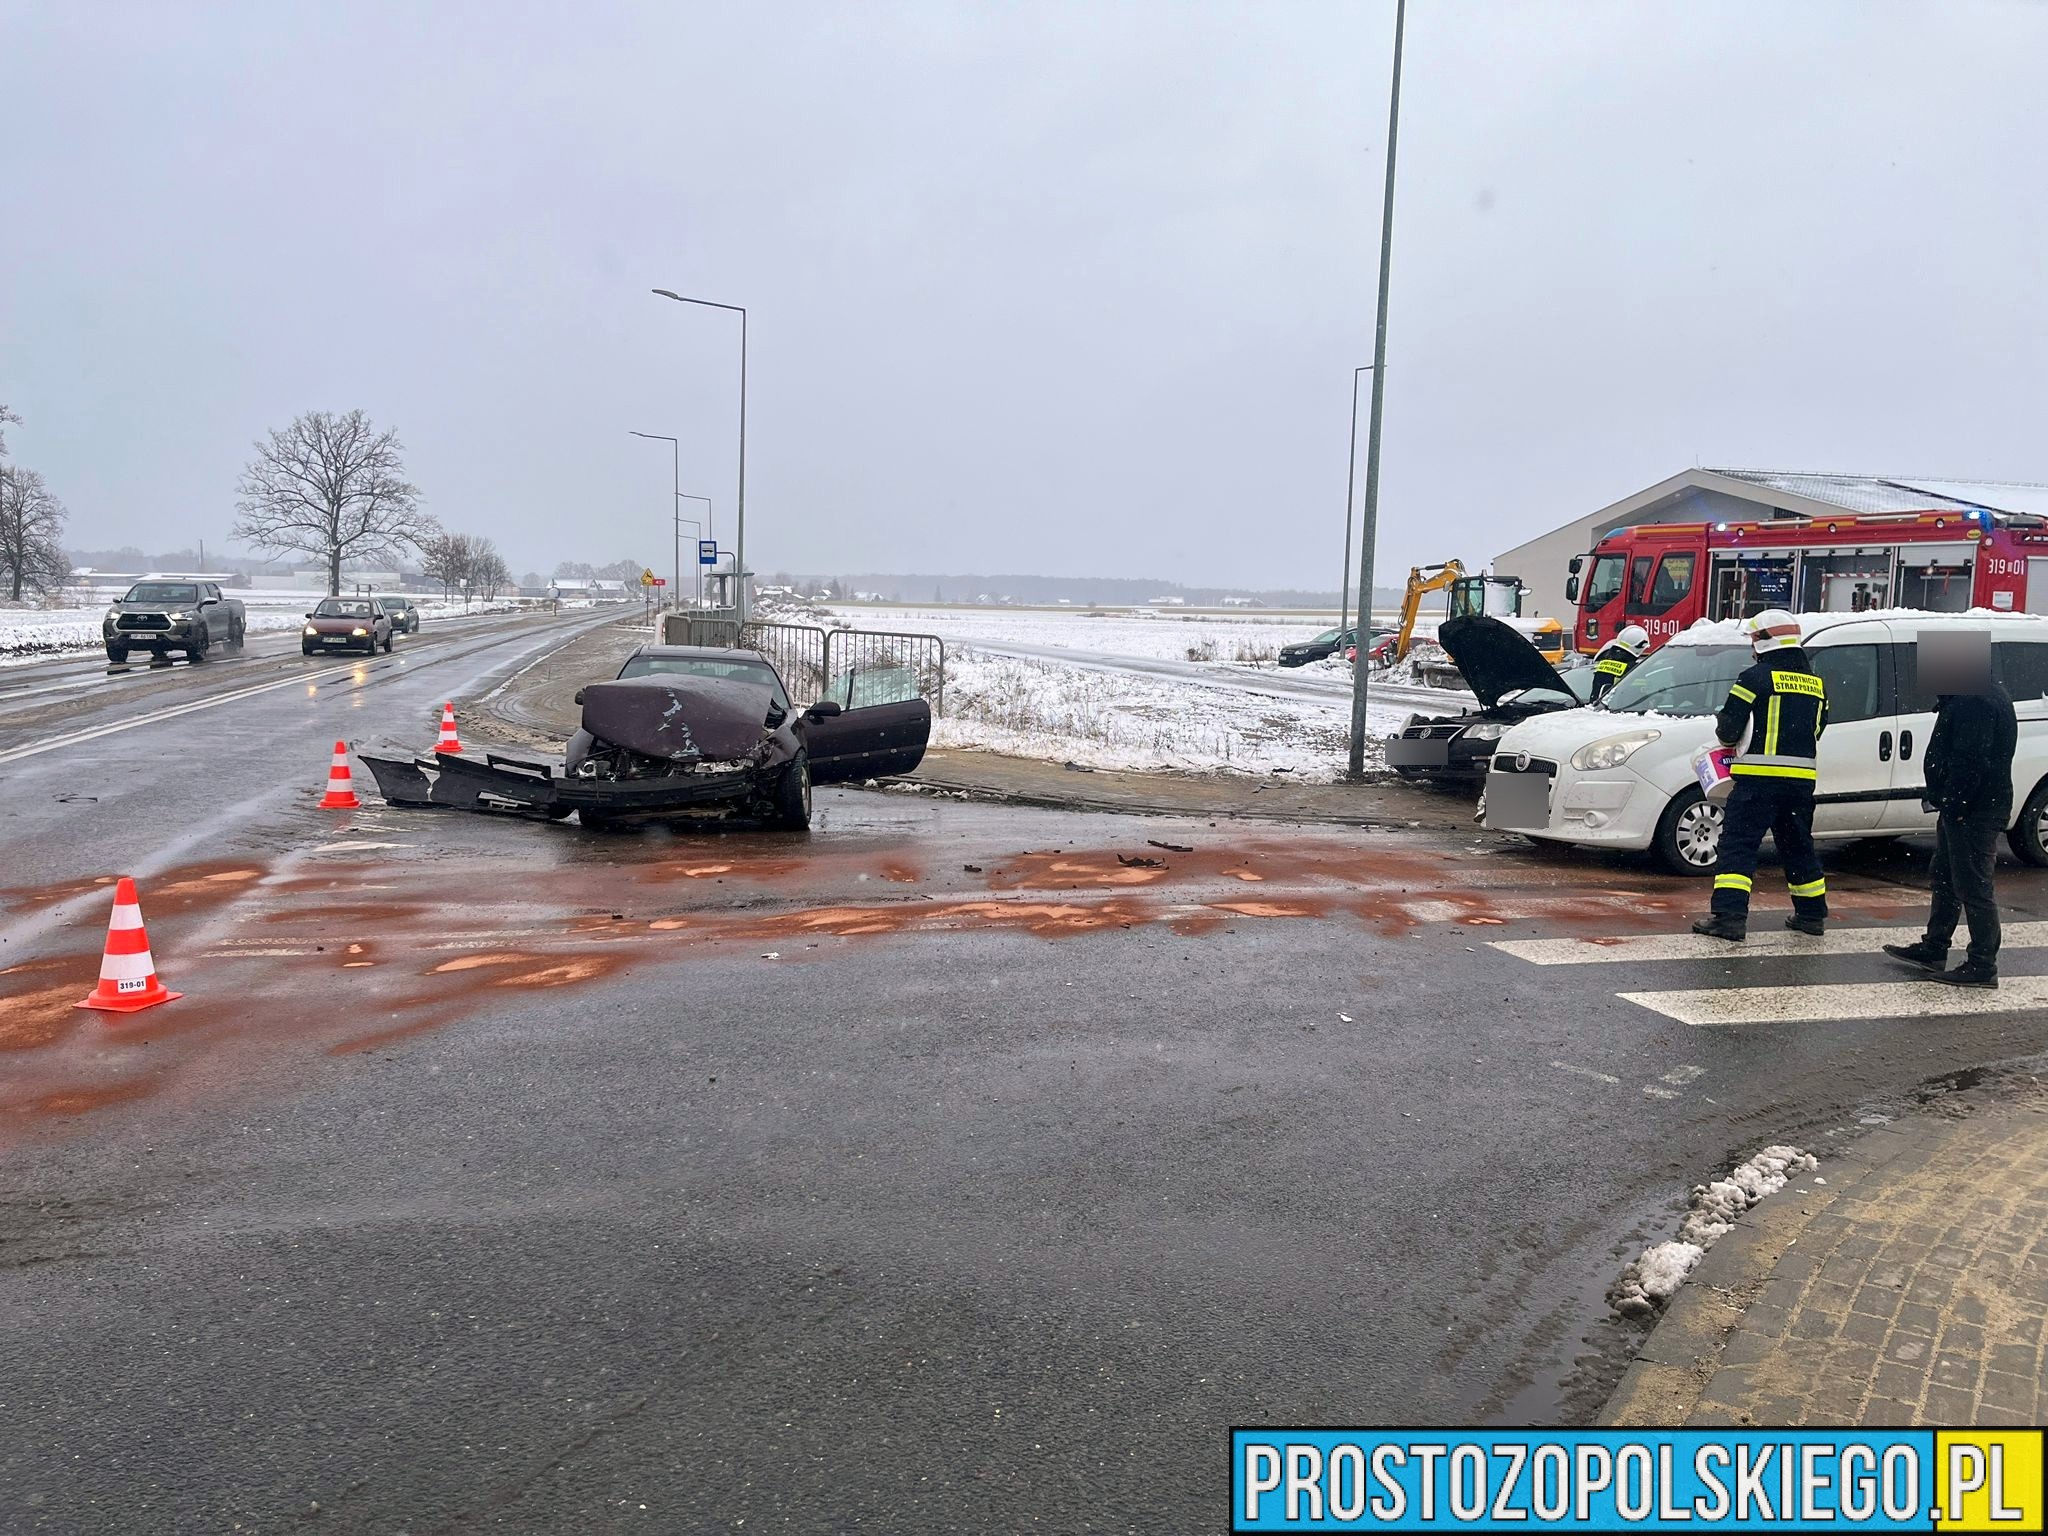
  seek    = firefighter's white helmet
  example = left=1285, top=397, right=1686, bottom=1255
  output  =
left=1744, top=608, right=1804, bottom=654
left=1614, top=624, right=1651, bottom=655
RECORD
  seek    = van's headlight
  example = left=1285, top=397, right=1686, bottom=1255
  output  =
left=1572, top=729, right=1661, bottom=771
left=1462, top=721, right=1506, bottom=742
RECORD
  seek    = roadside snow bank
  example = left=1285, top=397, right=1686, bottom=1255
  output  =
left=936, top=646, right=1406, bottom=778
left=1608, top=1144, right=1818, bottom=1317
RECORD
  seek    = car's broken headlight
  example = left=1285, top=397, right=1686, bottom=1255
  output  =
left=1571, top=729, right=1661, bottom=771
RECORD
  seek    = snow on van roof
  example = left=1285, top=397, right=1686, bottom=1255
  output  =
left=1668, top=609, right=2048, bottom=647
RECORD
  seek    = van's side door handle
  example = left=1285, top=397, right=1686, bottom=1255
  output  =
left=1900, top=729, right=1914, bottom=760
left=1879, top=730, right=1893, bottom=761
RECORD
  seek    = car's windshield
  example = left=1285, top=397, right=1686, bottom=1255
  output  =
left=619, top=654, right=790, bottom=709
left=1600, top=644, right=1749, bottom=715
left=125, top=582, right=199, bottom=604
left=1306, top=628, right=1338, bottom=645
left=315, top=600, right=373, bottom=618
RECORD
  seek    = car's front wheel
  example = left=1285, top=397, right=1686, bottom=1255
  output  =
left=186, top=629, right=210, bottom=662
left=768, top=753, right=811, bottom=830
left=1654, top=787, right=1723, bottom=876
left=2008, top=777, right=2048, bottom=867
left=381, top=630, right=394, bottom=653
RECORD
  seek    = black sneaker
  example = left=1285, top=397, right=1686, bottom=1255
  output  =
left=1692, top=916, right=1746, bottom=943
left=1882, top=941, right=1948, bottom=971
left=1929, top=961, right=1998, bottom=990
left=1783, top=915, right=1826, bottom=937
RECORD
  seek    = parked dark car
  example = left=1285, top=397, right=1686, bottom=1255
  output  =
left=360, top=645, right=931, bottom=831
left=1279, top=626, right=1358, bottom=668
left=303, top=598, right=394, bottom=655
left=103, top=580, right=246, bottom=664
left=382, top=596, right=421, bottom=634
left=1383, top=615, right=1593, bottom=786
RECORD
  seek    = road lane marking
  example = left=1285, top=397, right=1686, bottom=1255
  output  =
left=1618, top=976, right=2048, bottom=1026
left=1550, top=1060, right=1621, bottom=1085
left=1489, top=921, right=2048, bottom=966
left=0, top=614, right=597, bottom=766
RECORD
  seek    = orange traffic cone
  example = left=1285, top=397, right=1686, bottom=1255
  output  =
left=433, top=702, right=462, bottom=755
left=318, top=740, right=361, bottom=809
left=75, top=878, right=182, bottom=1013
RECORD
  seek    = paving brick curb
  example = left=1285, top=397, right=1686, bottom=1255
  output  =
left=1601, top=1089, right=2048, bottom=1427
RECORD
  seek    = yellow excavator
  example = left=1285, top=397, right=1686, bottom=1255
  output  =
left=1389, top=561, right=1565, bottom=665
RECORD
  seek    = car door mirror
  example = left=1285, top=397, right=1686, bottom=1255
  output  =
left=573, top=688, right=586, bottom=705
left=200, top=596, right=218, bottom=607
left=807, top=700, right=844, bottom=718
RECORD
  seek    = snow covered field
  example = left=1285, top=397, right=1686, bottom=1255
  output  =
left=0, top=588, right=526, bottom=662
left=811, top=602, right=1420, bottom=779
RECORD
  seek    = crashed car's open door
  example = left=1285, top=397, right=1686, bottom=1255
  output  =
left=803, top=698, right=931, bottom=784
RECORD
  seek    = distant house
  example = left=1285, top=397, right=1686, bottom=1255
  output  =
left=1221, top=595, right=1255, bottom=607
left=1148, top=595, right=1187, bottom=607
left=591, top=579, right=628, bottom=597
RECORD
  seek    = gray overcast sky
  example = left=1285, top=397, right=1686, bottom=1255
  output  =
left=4, top=1, right=2045, bottom=589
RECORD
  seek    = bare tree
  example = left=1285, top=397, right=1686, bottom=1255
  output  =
left=418, top=532, right=463, bottom=600
left=233, top=410, right=435, bottom=595
left=0, top=403, right=20, bottom=460
left=0, top=465, right=71, bottom=601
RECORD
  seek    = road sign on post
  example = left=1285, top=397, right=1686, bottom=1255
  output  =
left=640, top=568, right=658, bottom=587
left=652, top=577, right=667, bottom=587
left=699, top=540, right=718, bottom=567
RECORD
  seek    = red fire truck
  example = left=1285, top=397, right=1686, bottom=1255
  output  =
left=1564, top=506, right=2048, bottom=654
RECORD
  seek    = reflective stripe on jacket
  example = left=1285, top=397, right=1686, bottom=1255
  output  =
left=1716, top=649, right=1827, bottom=782
left=1589, top=643, right=1640, bottom=702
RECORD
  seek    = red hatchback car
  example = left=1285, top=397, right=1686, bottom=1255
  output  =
left=302, top=598, right=394, bottom=655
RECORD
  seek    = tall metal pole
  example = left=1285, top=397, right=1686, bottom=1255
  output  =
left=652, top=289, right=747, bottom=621
left=1346, top=0, right=1406, bottom=779
left=629, top=431, right=681, bottom=610
left=677, top=493, right=712, bottom=607
left=1338, top=364, right=1372, bottom=633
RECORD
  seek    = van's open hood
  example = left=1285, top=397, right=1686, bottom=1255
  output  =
left=579, top=675, right=772, bottom=762
left=1437, top=615, right=1568, bottom=709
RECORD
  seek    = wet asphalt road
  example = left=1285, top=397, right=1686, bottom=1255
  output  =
left=4, top=619, right=2048, bottom=1532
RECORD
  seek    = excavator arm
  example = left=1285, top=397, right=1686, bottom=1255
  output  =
left=1393, top=560, right=1465, bottom=661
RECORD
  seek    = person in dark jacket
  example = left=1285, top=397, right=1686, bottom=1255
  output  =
left=1693, top=610, right=1829, bottom=942
left=1883, top=659, right=2017, bottom=989
left=1590, top=624, right=1651, bottom=703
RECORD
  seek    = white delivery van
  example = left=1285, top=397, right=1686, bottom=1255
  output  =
left=1482, top=611, right=2048, bottom=875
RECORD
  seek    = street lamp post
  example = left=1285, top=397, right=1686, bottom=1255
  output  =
left=1338, top=364, right=1374, bottom=634
left=1346, top=0, right=1406, bottom=779
left=628, top=430, right=681, bottom=604
left=652, top=288, right=747, bottom=623
left=676, top=493, right=712, bottom=607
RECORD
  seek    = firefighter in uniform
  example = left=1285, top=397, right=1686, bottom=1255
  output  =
left=1589, top=624, right=1651, bottom=703
left=1692, top=609, right=1829, bottom=942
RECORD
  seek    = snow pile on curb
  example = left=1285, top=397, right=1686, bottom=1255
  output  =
left=1608, top=1144, right=1818, bottom=1317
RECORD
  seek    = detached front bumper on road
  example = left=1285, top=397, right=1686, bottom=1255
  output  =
left=359, top=747, right=762, bottom=820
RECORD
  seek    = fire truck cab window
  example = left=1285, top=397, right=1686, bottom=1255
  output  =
left=1584, top=554, right=1626, bottom=611
left=1627, top=556, right=1655, bottom=609
left=1646, top=553, right=1695, bottom=613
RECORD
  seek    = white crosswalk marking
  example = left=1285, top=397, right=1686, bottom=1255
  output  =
left=1618, top=977, right=2048, bottom=1027
left=1493, top=920, right=2048, bottom=1028
left=1491, top=921, right=2048, bottom=968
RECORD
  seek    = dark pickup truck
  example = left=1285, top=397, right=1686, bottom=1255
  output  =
left=103, top=580, right=247, bottom=663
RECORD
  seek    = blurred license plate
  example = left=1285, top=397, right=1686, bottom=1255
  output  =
left=1485, top=769, right=1550, bottom=829
left=1385, top=736, right=1450, bottom=767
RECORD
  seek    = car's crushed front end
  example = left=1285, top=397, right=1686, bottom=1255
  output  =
left=360, top=674, right=800, bottom=825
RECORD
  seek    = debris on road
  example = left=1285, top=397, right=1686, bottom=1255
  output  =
left=1608, top=1144, right=1818, bottom=1317
left=1146, top=840, right=1193, bottom=853
left=1116, top=854, right=1166, bottom=869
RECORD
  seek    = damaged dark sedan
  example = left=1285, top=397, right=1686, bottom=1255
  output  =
left=360, top=645, right=931, bottom=829
left=1382, top=615, right=1593, bottom=787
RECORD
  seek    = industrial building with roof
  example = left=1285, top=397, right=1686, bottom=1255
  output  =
left=1494, top=470, right=2048, bottom=620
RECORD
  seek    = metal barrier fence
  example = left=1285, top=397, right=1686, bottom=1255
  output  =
left=740, top=621, right=828, bottom=703
left=650, top=613, right=946, bottom=716
left=822, top=628, right=946, bottom=716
